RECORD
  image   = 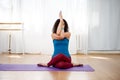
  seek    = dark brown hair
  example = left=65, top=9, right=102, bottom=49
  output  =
left=52, top=19, right=69, bottom=33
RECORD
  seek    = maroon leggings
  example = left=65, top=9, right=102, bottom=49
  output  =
left=47, top=54, right=73, bottom=69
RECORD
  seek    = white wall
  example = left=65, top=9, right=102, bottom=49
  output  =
left=88, top=0, right=120, bottom=50
left=0, top=0, right=78, bottom=54
left=0, top=0, right=120, bottom=54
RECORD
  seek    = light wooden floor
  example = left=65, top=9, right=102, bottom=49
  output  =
left=0, top=54, right=120, bottom=80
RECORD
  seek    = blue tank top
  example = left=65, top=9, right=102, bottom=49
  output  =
left=52, top=38, right=71, bottom=58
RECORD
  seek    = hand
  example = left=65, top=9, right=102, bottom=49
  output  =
left=59, top=11, right=63, bottom=19
left=59, top=11, right=64, bottom=27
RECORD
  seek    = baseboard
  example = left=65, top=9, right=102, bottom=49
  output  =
left=1, top=52, right=23, bottom=55
left=77, top=50, right=120, bottom=55
left=1, top=51, right=120, bottom=55
left=0, top=52, right=41, bottom=55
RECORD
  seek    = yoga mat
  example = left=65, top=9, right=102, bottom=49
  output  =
left=0, top=64, right=94, bottom=72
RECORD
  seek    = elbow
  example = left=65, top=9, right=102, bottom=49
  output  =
left=56, top=32, right=61, bottom=36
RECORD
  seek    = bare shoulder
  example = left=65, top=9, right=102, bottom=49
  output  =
left=51, top=33, right=55, bottom=39
left=51, top=33, right=57, bottom=37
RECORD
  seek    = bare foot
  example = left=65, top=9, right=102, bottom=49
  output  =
left=73, top=63, right=83, bottom=67
left=37, top=63, right=48, bottom=67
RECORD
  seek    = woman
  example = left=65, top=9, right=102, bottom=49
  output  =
left=38, top=11, right=83, bottom=69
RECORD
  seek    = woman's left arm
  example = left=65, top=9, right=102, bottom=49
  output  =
left=64, top=32, right=71, bottom=39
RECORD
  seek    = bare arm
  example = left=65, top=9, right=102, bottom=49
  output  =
left=51, top=32, right=71, bottom=40
left=53, top=11, right=70, bottom=40
left=56, top=20, right=64, bottom=35
left=56, top=11, right=64, bottom=37
left=51, top=33, right=64, bottom=40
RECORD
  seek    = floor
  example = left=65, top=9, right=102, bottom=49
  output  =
left=0, top=54, right=120, bottom=80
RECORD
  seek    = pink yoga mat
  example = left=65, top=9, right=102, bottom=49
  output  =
left=0, top=64, right=94, bottom=72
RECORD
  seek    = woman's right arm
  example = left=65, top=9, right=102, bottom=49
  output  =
left=56, top=11, right=64, bottom=35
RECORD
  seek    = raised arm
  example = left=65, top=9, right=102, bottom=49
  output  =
left=52, top=11, right=71, bottom=40
left=56, top=11, right=64, bottom=36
